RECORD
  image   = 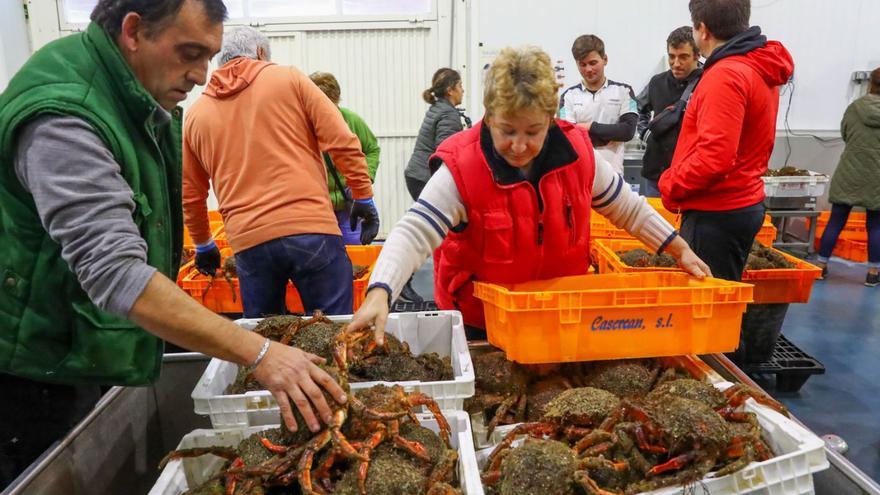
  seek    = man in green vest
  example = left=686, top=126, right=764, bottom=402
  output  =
left=0, top=1, right=346, bottom=486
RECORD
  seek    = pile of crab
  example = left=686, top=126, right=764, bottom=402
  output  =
left=469, top=349, right=787, bottom=495
left=227, top=314, right=453, bottom=395
left=162, top=316, right=461, bottom=495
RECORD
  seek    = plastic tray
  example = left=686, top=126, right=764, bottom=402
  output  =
left=813, top=211, right=867, bottom=240
left=192, top=311, right=475, bottom=429
left=589, top=212, right=634, bottom=240
left=474, top=272, right=753, bottom=364
left=594, top=240, right=819, bottom=305
left=592, top=238, right=683, bottom=275
left=179, top=245, right=380, bottom=314
left=474, top=381, right=829, bottom=495
left=824, top=238, right=868, bottom=263
left=149, top=411, right=482, bottom=495
left=743, top=334, right=826, bottom=393
left=182, top=211, right=227, bottom=250
left=762, top=171, right=829, bottom=198
left=742, top=250, right=821, bottom=304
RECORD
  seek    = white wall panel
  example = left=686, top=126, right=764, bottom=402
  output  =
left=474, top=0, right=880, bottom=131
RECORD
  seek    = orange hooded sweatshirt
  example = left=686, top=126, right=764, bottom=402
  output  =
left=183, top=58, right=373, bottom=252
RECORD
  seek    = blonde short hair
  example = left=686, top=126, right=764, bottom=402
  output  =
left=483, top=46, right=560, bottom=118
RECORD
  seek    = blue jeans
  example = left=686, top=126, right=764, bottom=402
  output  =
left=236, top=234, right=353, bottom=317
left=335, top=209, right=362, bottom=245
left=818, top=204, right=880, bottom=268
left=642, top=178, right=661, bottom=198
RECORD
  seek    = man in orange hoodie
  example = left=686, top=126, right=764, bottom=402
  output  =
left=184, top=26, right=379, bottom=317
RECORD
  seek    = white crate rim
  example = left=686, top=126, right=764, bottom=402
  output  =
left=473, top=381, right=829, bottom=495
left=149, top=410, right=482, bottom=495
left=192, top=311, right=475, bottom=428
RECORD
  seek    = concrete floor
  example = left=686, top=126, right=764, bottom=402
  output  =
left=409, top=255, right=880, bottom=482
left=775, top=257, right=880, bottom=482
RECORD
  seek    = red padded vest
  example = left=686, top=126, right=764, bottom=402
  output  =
left=432, top=120, right=596, bottom=328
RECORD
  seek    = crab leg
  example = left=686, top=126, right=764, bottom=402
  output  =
left=404, top=391, right=451, bottom=445
left=225, top=457, right=245, bottom=495
left=573, top=430, right=613, bottom=454
left=647, top=451, right=697, bottom=476
left=574, top=470, right=622, bottom=495
left=485, top=422, right=556, bottom=468
left=297, top=429, right=332, bottom=495
left=357, top=427, right=388, bottom=495
left=389, top=420, right=432, bottom=462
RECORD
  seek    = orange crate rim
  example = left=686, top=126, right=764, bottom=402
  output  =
left=474, top=273, right=753, bottom=310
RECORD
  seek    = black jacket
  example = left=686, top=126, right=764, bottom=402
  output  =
left=636, top=68, right=703, bottom=181
left=405, top=98, right=465, bottom=182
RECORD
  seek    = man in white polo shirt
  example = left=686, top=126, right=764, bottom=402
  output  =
left=560, top=34, right=638, bottom=174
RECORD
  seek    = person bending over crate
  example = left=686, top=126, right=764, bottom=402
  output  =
left=349, top=46, right=711, bottom=341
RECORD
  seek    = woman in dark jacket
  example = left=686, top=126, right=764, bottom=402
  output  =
left=405, top=68, right=466, bottom=200
left=399, top=68, right=466, bottom=303
left=817, top=67, right=880, bottom=286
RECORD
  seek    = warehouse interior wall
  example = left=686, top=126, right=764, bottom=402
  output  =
left=7, top=0, right=879, bottom=226
left=473, top=0, right=880, bottom=132
left=23, top=0, right=470, bottom=238
left=0, top=0, right=30, bottom=91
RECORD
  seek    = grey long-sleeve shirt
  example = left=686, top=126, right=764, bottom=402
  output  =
left=14, top=114, right=162, bottom=316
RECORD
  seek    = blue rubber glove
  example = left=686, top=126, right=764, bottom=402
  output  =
left=195, top=239, right=221, bottom=276
left=350, top=198, right=380, bottom=245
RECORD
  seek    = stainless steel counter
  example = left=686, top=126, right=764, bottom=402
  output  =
left=2, top=353, right=212, bottom=495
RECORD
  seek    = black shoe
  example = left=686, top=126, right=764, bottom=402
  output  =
left=818, top=264, right=828, bottom=280
left=398, top=280, right=424, bottom=303
left=866, top=272, right=879, bottom=287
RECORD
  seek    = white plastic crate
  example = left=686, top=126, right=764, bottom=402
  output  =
left=474, top=381, right=829, bottom=495
left=762, top=171, right=829, bottom=198
left=149, top=411, right=483, bottom=495
left=192, top=311, right=475, bottom=428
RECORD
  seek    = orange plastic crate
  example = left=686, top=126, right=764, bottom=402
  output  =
left=183, top=210, right=228, bottom=250
left=812, top=211, right=867, bottom=245
left=741, top=249, right=821, bottom=304
left=645, top=198, right=679, bottom=225
left=474, top=272, right=753, bottom=364
left=180, top=245, right=381, bottom=314
left=595, top=239, right=820, bottom=304
left=830, top=238, right=868, bottom=263
left=589, top=212, right=634, bottom=240
left=592, top=238, right=681, bottom=274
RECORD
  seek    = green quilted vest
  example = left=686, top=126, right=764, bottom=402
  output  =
left=0, top=23, right=183, bottom=385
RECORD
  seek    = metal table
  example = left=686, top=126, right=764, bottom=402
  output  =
left=2, top=353, right=212, bottom=495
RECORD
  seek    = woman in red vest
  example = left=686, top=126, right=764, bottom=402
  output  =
left=352, top=46, right=710, bottom=341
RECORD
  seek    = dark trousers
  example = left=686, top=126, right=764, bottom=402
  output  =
left=236, top=234, right=354, bottom=317
left=0, top=374, right=101, bottom=489
left=818, top=203, right=880, bottom=266
left=405, top=176, right=427, bottom=202
left=680, top=203, right=765, bottom=281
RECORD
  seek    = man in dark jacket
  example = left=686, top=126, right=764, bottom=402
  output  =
left=636, top=26, right=703, bottom=197
left=659, top=0, right=794, bottom=280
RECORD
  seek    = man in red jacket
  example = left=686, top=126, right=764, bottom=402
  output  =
left=659, top=0, right=794, bottom=280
